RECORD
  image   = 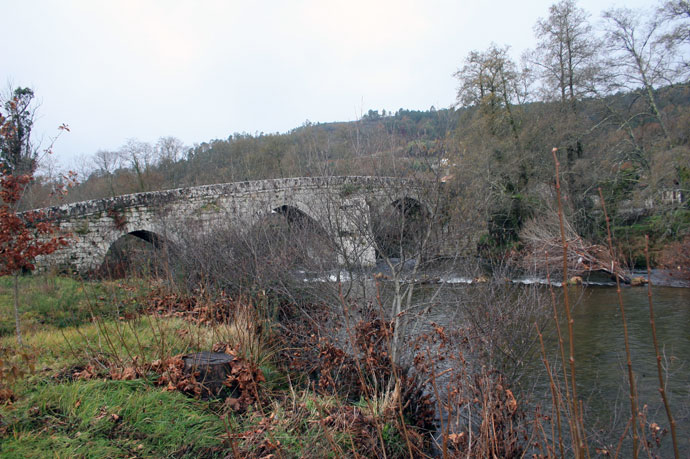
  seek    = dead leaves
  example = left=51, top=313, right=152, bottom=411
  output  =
left=0, top=388, right=15, bottom=404
left=109, top=366, right=140, bottom=381
left=505, top=388, right=518, bottom=415
left=73, top=365, right=99, bottom=381
left=142, top=289, right=238, bottom=325
left=222, top=356, right=265, bottom=412
left=150, top=355, right=202, bottom=396
left=1, top=350, right=36, bottom=403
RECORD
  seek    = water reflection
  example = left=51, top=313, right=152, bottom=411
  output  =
left=566, top=287, right=690, bottom=437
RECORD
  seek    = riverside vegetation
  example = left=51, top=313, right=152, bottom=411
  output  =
left=2, top=0, right=689, bottom=457
left=0, top=224, right=686, bottom=457
left=0, top=273, right=518, bottom=458
left=0, top=168, right=686, bottom=457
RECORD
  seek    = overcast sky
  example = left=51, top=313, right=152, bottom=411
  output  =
left=2, top=0, right=656, bottom=169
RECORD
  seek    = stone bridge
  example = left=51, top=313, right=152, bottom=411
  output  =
left=34, top=176, right=430, bottom=275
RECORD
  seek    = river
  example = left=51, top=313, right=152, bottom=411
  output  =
left=310, top=266, right=690, bottom=455
left=552, top=283, right=690, bottom=455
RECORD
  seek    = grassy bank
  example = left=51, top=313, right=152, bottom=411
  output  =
left=2, top=271, right=683, bottom=457
left=0, top=276, right=418, bottom=458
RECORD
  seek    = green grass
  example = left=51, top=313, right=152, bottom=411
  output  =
left=0, top=274, right=234, bottom=458
left=0, top=274, right=415, bottom=458
left=0, top=275, right=141, bottom=338
left=1, top=379, right=225, bottom=458
left=0, top=316, right=215, bottom=374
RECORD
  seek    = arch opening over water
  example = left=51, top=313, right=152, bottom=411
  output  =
left=257, top=205, right=337, bottom=269
left=100, top=230, right=171, bottom=278
left=372, top=197, right=429, bottom=260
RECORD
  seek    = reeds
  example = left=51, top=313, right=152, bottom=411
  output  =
left=599, top=186, right=639, bottom=459
left=645, top=235, right=679, bottom=458
left=533, top=149, right=680, bottom=458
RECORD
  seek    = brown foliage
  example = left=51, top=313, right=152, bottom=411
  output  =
left=106, top=206, right=127, bottom=230
left=0, top=171, right=69, bottom=275
left=220, top=353, right=266, bottom=412
left=411, top=324, right=528, bottom=457
left=658, top=234, right=690, bottom=279
left=142, top=287, right=239, bottom=324
left=0, top=102, right=70, bottom=276
left=0, top=348, right=36, bottom=404
left=150, top=355, right=203, bottom=397
left=278, top=304, right=398, bottom=401
left=146, top=346, right=265, bottom=409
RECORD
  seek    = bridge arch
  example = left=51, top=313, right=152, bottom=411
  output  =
left=250, top=204, right=337, bottom=268
left=271, top=205, right=329, bottom=235
left=371, top=196, right=430, bottom=260
left=127, top=230, right=167, bottom=248
left=100, top=229, right=172, bottom=277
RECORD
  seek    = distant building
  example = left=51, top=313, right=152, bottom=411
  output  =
left=661, top=189, right=684, bottom=205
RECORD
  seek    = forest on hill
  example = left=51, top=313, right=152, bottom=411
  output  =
left=15, top=0, right=690, bottom=266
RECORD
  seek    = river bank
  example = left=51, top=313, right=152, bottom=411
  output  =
left=1, top=271, right=687, bottom=457
left=0, top=276, right=430, bottom=457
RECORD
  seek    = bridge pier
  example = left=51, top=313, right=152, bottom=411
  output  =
left=336, top=235, right=377, bottom=267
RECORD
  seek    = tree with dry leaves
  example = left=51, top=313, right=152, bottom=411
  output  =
left=0, top=90, right=70, bottom=345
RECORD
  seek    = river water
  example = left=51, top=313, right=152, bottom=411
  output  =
left=432, top=276, right=690, bottom=455
left=552, top=283, right=690, bottom=454
left=311, top=266, right=690, bottom=455
left=462, top=276, right=688, bottom=455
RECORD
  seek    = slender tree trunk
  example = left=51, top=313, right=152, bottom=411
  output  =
left=559, top=42, right=567, bottom=104
left=13, top=272, right=23, bottom=346
left=108, top=173, right=116, bottom=198
left=500, top=75, right=521, bottom=146
left=644, top=82, right=670, bottom=140
left=634, top=54, right=671, bottom=141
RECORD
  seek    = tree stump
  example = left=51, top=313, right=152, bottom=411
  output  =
left=182, top=351, right=235, bottom=398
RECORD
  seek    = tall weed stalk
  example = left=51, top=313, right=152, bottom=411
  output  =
left=598, top=187, right=639, bottom=459
left=552, top=148, right=587, bottom=457
left=645, top=235, right=679, bottom=458
left=538, top=150, right=679, bottom=458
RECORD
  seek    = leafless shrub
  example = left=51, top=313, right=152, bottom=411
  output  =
left=453, top=266, right=552, bottom=384
left=519, top=190, right=628, bottom=281
left=162, top=209, right=338, bottom=304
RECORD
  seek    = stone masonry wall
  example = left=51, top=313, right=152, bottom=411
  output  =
left=32, top=176, right=421, bottom=275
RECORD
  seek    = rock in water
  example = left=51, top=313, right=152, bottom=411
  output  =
left=630, top=276, right=648, bottom=286
left=182, top=351, right=235, bottom=398
left=568, top=276, right=583, bottom=285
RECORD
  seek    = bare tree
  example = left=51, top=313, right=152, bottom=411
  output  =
left=454, top=44, right=529, bottom=143
left=155, top=136, right=185, bottom=165
left=120, top=139, right=154, bottom=192
left=93, top=149, right=122, bottom=197
left=531, top=0, right=600, bottom=109
left=659, top=0, right=690, bottom=42
left=70, top=153, right=96, bottom=183
left=602, top=6, right=682, bottom=141
left=658, top=0, right=690, bottom=73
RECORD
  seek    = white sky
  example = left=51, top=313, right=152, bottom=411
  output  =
left=2, top=0, right=657, bottom=169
